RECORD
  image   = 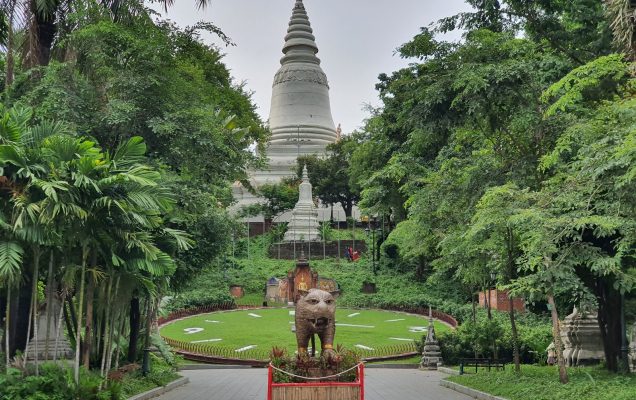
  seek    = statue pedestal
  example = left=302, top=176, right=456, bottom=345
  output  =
left=560, top=308, right=605, bottom=366
left=267, top=362, right=364, bottom=400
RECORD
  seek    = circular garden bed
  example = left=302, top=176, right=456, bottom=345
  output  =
left=160, top=307, right=451, bottom=364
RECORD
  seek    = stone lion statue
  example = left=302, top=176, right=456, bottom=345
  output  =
left=295, top=288, right=336, bottom=358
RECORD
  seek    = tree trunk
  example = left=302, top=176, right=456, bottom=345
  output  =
left=100, top=275, right=115, bottom=377
left=5, top=14, right=14, bottom=88
left=30, top=0, right=60, bottom=67
left=74, top=245, right=88, bottom=384
left=595, top=276, right=621, bottom=372
left=14, top=286, right=31, bottom=355
left=82, top=276, right=95, bottom=368
left=343, top=200, right=353, bottom=219
left=113, top=308, right=126, bottom=371
left=82, top=252, right=97, bottom=368
left=143, top=297, right=153, bottom=374
left=32, top=248, right=41, bottom=375
left=63, top=295, right=76, bottom=346
left=53, top=289, right=67, bottom=363
left=506, top=229, right=520, bottom=372
left=127, top=297, right=141, bottom=363
left=485, top=287, right=492, bottom=320
left=509, top=295, right=520, bottom=373
left=112, top=310, right=126, bottom=371
left=5, top=286, right=10, bottom=369
left=548, top=293, right=568, bottom=384
left=471, top=290, right=476, bottom=324
left=44, top=251, right=54, bottom=361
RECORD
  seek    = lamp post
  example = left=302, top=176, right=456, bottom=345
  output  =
left=365, top=217, right=383, bottom=275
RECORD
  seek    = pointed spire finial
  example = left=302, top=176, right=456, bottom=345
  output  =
left=302, top=164, right=309, bottom=182
left=280, top=0, right=320, bottom=66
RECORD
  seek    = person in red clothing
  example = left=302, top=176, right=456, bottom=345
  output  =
left=344, top=247, right=352, bottom=261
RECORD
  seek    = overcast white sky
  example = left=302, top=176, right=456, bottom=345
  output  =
left=157, top=1, right=472, bottom=133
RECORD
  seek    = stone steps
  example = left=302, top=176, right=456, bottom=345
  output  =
left=24, top=338, right=74, bottom=360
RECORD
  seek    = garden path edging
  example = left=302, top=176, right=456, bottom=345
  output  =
left=437, top=366, right=460, bottom=375
left=440, top=379, right=508, bottom=400
left=127, top=376, right=189, bottom=400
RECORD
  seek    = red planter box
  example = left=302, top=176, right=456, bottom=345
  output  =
left=267, top=363, right=365, bottom=400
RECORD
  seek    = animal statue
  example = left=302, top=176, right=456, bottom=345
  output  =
left=295, top=288, right=336, bottom=358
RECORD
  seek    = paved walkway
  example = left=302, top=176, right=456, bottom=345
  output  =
left=156, top=368, right=472, bottom=400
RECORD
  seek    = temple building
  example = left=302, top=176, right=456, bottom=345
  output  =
left=233, top=0, right=340, bottom=218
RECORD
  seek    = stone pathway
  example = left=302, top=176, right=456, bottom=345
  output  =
left=155, top=368, right=472, bottom=400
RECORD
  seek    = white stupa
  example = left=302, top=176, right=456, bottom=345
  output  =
left=233, top=0, right=338, bottom=213
left=283, top=165, right=320, bottom=241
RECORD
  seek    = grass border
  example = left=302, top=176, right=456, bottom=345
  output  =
left=127, top=376, right=189, bottom=400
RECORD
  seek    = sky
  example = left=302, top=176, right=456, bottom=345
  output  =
left=156, top=1, right=472, bottom=133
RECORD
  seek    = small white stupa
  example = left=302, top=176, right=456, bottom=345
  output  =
left=284, top=165, right=320, bottom=242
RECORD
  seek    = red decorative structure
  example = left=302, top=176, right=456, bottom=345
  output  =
left=229, top=285, right=244, bottom=298
left=479, top=289, right=525, bottom=313
left=267, top=363, right=365, bottom=400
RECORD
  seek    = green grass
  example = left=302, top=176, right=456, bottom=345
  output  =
left=120, top=354, right=180, bottom=398
left=447, top=365, right=636, bottom=400
left=327, top=227, right=367, bottom=241
left=160, top=307, right=449, bottom=354
left=369, top=355, right=422, bottom=364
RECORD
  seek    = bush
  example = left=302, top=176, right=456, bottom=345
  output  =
left=120, top=354, right=180, bottom=398
left=269, top=345, right=361, bottom=383
left=164, top=289, right=234, bottom=312
left=436, top=311, right=552, bottom=365
left=0, top=363, right=121, bottom=400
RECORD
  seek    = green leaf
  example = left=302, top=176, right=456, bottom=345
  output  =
left=0, top=241, right=24, bottom=284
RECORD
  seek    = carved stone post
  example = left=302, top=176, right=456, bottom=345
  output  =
left=420, top=307, right=442, bottom=370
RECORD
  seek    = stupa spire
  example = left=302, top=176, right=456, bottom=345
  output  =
left=302, top=164, right=309, bottom=182
left=281, top=0, right=320, bottom=66
left=284, top=164, right=320, bottom=242
left=232, top=0, right=338, bottom=205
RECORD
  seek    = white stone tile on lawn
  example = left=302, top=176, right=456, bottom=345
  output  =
left=235, top=345, right=257, bottom=352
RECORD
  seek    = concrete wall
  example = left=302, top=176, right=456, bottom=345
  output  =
left=268, top=240, right=367, bottom=260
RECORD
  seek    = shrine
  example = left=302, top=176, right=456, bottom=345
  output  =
left=264, top=251, right=338, bottom=304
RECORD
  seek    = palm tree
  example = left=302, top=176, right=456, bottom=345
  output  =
left=1, top=103, right=192, bottom=383
left=0, top=0, right=215, bottom=75
left=0, top=104, right=82, bottom=373
left=606, top=0, right=636, bottom=59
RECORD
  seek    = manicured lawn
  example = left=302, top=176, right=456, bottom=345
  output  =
left=160, top=307, right=449, bottom=354
left=447, top=365, right=636, bottom=400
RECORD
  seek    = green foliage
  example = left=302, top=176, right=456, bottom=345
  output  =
left=541, top=54, right=630, bottom=117
left=164, top=289, right=234, bottom=313
left=297, top=135, right=361, bottom=217
left=348, top=0, right=634, bottom=374
left=448, top=365, right=636, bottom=400
left=119, top=354, right=179, bottom=398
left=245, top=177, right=299, bottom=219
left=436, top=311, right=551, bottom=365
left=0, top=364, right=121, bottom=400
